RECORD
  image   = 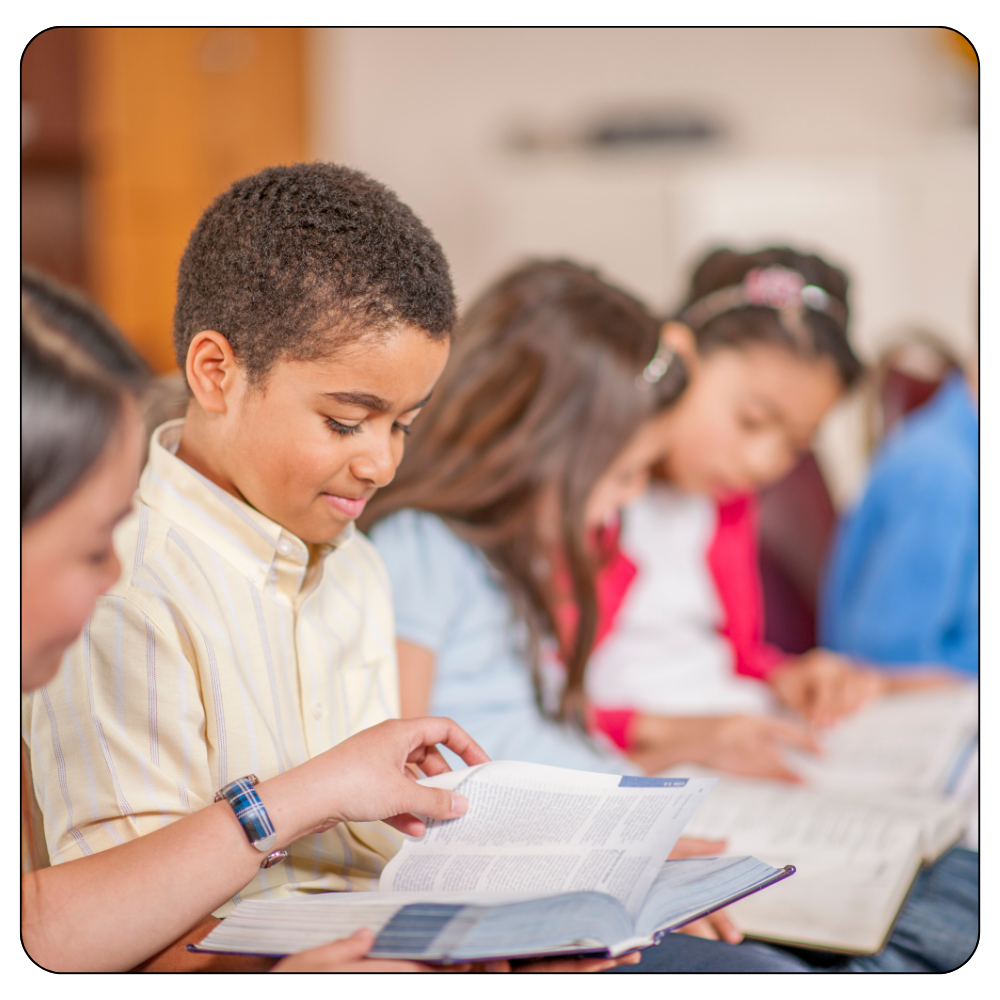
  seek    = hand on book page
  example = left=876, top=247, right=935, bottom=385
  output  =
left=780, top=684, right=978, bottom=793
left=268, top=717, right=490, bottom=840
left=192, top=764, right=797, bottom=963
left=769, top=649, right=889, bottom=728
left=630, top=714, right=820, bottom=783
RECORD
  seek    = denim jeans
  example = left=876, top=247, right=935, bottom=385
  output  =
left=607, top=848, right=979, bottom=974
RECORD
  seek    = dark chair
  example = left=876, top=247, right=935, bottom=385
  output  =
left=865, top=335, right=961, bottom=453
left=758, top=452, right=836, bottom=654
left=758, top=334, right=960, bottom=654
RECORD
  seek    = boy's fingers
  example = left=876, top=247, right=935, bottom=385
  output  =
left=382, top=813, right=426, bottom=837
left=405, top=718, right=491, bottom=768
left=404, top=782, right=470, bottom=822
left=397, top=718, right=490, bottom=786
left=412, top=744, right=451, bottom=777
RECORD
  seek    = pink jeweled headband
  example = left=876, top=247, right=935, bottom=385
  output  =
left=678, top=265, right=848, bottom=350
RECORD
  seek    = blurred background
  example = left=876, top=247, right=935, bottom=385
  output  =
left=22, top=26, right=977, bottom=516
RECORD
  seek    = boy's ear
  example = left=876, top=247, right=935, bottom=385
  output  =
left=186, top=331, right=240, bottom=414
left=661, top=322, right=698, bottom=371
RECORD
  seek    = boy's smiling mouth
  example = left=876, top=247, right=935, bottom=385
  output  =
left=322, top=492, right=370, bottom=520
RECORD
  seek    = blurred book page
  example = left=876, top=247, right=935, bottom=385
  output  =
left=784, top=685, right=978, bottom=794
left=676, top=777, right=957, bottom=952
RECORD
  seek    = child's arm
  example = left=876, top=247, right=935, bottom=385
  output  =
left=624, top=713, right=820, bottom=781
left=398, top=638, right=436, bottom=717
left=22, top=717, right=488, bottom=972
left=769, top=649, right=962, bottom=727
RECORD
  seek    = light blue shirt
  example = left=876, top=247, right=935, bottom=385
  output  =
left=820, top=374, right=978, bottom=675
left=369, top=509, right=637, bottom=773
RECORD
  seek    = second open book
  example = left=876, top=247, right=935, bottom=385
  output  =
left=671, top=685, right=978, bottom=954
left=195, top=761, right=792, bottom=962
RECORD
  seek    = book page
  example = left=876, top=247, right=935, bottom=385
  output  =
left=783, top=685, right=978, bottom=795
left=679, top=778, right=927, bottom=952
left=379, top=761, right=716, bottom=917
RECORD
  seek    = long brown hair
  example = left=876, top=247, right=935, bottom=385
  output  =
left=362, top=260, right=687, bottom=724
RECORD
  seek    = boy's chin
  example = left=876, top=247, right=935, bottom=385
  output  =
left=22, top=644, right=65, bottom=693
left=293, top=508, right=355, bottom=546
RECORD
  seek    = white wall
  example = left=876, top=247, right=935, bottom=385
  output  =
left=311, top=27, right=977, bottom=505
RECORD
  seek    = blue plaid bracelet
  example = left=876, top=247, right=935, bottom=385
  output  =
left=215, top=775, right=289, bottom=869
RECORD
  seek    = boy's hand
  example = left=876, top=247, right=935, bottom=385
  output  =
left=271, top=929, right=440, bottom=972
left=261, top=717, right=491, bottom=843
left=769, top=650, right=888, bottom=728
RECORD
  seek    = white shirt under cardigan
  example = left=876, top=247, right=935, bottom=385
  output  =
left=585, top=485, right=774, bottom=717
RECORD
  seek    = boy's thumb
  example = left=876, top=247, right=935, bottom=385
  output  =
left=410, top=784, right=469, bottom=821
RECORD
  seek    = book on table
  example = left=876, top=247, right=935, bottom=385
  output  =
left=669, top=684, right=978, bottom=955
left=192, top=761, right=794, bottom=963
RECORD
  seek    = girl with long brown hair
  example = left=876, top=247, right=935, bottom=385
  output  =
left=363, top=259, right=695, bottom=772
left=363, top=256, right=978, bottom=974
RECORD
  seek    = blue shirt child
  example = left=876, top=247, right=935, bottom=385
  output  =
left=369, top=509, right=639, bottom=773
left=820, top=373, right=978, bottom=675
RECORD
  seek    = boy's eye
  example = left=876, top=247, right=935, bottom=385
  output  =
left=393, top=421, right=413, bottom=436
left=327, top=418, right=363, bottom=437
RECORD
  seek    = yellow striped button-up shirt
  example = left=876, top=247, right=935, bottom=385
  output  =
left=22, top=420, right=403, bottom=912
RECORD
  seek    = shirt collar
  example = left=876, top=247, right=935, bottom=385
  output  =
left=139, top=420, right=355, bottom=599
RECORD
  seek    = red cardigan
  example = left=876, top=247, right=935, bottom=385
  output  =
left=586, top=493, right=788, bottom=750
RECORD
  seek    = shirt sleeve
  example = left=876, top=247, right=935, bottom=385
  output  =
left=588, top=707, right=638, bottom=751
left=438, top=705, right=641, bottom=775
left=23, top=591, right=212, bottom=864
left=821, top=459, right=977, bottom=670
left=368, top=510, right=468, bottom=653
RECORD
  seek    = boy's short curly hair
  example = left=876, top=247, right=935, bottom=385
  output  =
left=173, top=162, right=457, bottom=385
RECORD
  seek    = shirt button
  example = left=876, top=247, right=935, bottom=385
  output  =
left=277, top=540, right=292, bottom=556
left=312, top=703, right=323, bottom=720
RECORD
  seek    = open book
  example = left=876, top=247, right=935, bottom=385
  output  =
left=194, top=761, right=793, bottom=962
left=670, top=685, right=978, bottom=954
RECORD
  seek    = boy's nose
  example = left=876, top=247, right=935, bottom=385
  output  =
left=350, top=437, right=398, bottom=487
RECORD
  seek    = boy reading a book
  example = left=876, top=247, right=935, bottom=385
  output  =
left=23, top=163, right=459, bottom=911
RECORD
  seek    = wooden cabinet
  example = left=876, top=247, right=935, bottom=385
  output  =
left=22, top=28, right=308, bottom=372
